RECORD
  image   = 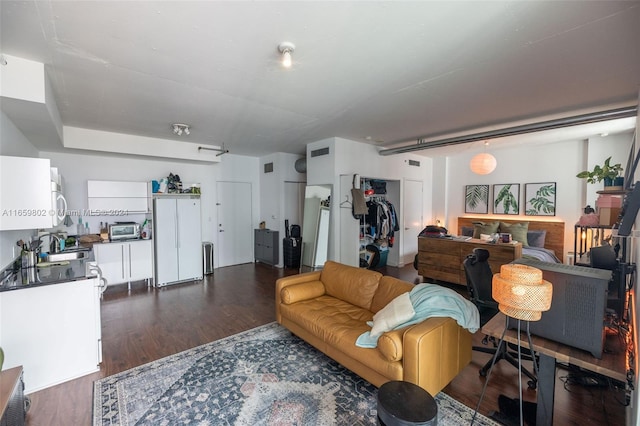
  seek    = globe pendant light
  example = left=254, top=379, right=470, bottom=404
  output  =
left=470, top=141, right=497, bottom=175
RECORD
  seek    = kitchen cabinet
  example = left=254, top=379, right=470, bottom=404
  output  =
left=153, top=197, right=202, bottom=286
left=93, top=240, right=153, bottom=287
left=254, top=229, right=279, bottom=265
left=87, top=180, right=149, bottom=214
left=0, top=278, right=101, bottom=394
left=0, top=156, right=53, bottom=230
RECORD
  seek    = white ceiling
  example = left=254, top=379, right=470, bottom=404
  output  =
left=1, top=1, right=639, bottom=158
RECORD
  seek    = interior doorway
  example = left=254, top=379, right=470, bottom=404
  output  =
left=216, top=181, right=253, bottom=267
left=403, top=179, right=423, bottom=265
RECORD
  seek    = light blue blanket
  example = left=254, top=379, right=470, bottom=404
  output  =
left=355, top=284, right=480, bottom=348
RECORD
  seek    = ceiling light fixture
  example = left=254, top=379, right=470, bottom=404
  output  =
left=278, top=42, right=295, bottom=68
left=172, top=123, right=190, bottom=136
left=470, top=141, right=497, bottom=175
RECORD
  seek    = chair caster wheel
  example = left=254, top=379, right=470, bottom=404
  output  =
left=528, top=380, right=537, bottom=390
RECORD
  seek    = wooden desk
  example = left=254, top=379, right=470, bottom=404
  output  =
left=483, top=313, right=627, bottom=425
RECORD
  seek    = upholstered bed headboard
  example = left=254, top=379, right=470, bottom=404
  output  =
left=457, top=217, right=565, bottom=259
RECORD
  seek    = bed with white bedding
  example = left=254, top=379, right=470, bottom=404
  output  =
left=457, top=217, right=565, bottom=264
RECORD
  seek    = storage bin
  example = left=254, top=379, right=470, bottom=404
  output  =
left=202, top=242, right=214, bottom=275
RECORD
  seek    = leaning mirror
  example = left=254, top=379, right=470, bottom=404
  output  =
left=301, top=185, right=331, bottom=271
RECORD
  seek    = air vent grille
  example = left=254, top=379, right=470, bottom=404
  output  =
left=264, top=162, right=274, bottom=173
left=408, top=160, right=421, bottom=167
left=311, top=147, right=330, bottom=157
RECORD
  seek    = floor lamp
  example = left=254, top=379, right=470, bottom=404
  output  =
left=472, top=264, right=553, bottom=426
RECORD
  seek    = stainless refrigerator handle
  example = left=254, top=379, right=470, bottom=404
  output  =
left=175, top=209, right=179, bottom=248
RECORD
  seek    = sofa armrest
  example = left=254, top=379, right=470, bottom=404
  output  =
left=275, top=271, right=323, bottom=323
left=281, top=281, right=326, bottom=305
left=402, top=317, right=472, bottom=396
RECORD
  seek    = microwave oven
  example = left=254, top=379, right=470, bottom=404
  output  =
left=109, top=222, right=140, bottom=241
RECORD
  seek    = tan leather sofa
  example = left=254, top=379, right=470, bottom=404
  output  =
left=275, top=261, right=472, bottom=396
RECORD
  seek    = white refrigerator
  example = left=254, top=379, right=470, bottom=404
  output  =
left=153, top=196, right=203, bottom=286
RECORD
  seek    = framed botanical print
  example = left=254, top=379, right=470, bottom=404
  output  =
left=525, top=182, right=556, bottom=216
left=465, top=185, right=489, bottom=214
left=493, top=184, right=520, bottom=215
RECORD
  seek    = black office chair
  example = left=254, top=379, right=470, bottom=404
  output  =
left=463, top=248, right=537, bottom=389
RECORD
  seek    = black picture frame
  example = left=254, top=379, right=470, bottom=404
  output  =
left=465, top=185, right=489, bottom=214
left=493, top=183, right=520, bottom=215
left=525, top=182, right=556, bottom=216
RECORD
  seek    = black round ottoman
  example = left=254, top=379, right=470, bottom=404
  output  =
left=377, top=381, right=438, bottom=426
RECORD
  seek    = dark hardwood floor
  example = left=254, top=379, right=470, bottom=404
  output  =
left=25, top=263, right=626, bottom=425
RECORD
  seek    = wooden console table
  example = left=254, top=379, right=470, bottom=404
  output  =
left=483, top=313, right=627, bottom=425
left=417, top=237, right=522, bottom=285
left=0, top=366, right=25, bottom=426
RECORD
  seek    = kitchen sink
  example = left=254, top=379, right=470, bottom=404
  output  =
left=44, top=250, right=90, bottom=262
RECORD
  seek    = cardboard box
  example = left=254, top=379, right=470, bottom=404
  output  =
left=596, top=194, right=623, bottom=208
left=598, top=207, right=621, bottom=226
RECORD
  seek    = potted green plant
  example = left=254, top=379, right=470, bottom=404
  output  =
left=576, top=156, right=624, bottom=189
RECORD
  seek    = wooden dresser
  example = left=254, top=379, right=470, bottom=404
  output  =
left=417, top=237, right=522, bottom=286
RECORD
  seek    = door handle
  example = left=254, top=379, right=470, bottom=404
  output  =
left=405, top=227, right=410, bottom=230
left=219, top=230, right=224, bottom=232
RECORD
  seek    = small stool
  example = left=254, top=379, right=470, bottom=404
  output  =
left=377, top=380, right=437, bottom=426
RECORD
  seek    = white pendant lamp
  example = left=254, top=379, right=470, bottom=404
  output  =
left=470, top=141, right=497, bottom=175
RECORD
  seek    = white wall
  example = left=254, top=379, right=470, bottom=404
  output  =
left=0, top=111, right=41, bottom=269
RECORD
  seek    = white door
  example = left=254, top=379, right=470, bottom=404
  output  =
left=154, top=198, right=179, bottom=284
left=128, top=240, right=153, bottom=281
left=217, top=181, right=253, bottom=267
left=403, top=179, right=423, bottom=265
left=94, top=242, right=126, bottom=285
left=177, top=198, right=202, bottom=281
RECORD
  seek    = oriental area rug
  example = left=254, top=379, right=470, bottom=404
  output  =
left=93, top=322, right=499, bottom=425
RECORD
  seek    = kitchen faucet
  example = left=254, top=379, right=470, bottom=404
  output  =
left=37, top=233, right=63, bottom=254
left=49, top=234, right=62, bottom=253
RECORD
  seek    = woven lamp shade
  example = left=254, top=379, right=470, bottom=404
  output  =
left=470, top=153, right=497, bottom=175
left=492, top=264, right=553, bottom=321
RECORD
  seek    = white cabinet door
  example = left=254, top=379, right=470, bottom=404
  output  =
left=128, top=240, right=153, bottom=281
left=87, top=180, right=149, bottom=213
left=0, top=279, right=100, bottom=393
left=0, top=156, right=53, bottom=230
left=94, top=242, right=127, bottom=284
left=154, top=198, right=179, bottom=285
left=177, top=198, right=202, bottom=281
left=95, top=241, right=153, bottom=285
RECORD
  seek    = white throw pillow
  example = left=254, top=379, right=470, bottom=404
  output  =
left=369, top=292, right=415, bottom=338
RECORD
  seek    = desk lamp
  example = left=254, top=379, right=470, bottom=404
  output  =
left=472, top=264, right=552, bottom=426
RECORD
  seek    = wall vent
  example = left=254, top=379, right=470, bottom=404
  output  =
left=264, top=162, right=274, bottom=173
left=310, top=147, right=330, bottom=157
left=408, top=159, right=421, bottom=167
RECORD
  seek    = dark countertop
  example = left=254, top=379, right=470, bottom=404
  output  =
left=0, top=254, right=96, bottom=292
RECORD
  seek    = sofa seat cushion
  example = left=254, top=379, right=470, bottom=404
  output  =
left=279, top=295, right=373, bottom=342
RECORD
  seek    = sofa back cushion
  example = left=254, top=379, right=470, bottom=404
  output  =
left=370, top=276, right=414, bottom=313
left=320, top=261, right=382, bottom=310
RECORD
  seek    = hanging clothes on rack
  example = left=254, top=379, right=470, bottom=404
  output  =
left=365, top=197, right=399, bottom=247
